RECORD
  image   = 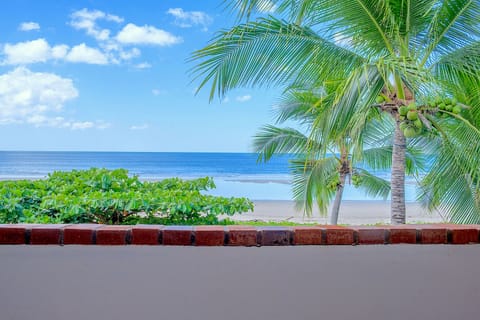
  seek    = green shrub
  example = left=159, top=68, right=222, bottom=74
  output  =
left=0, top=168, right=253, bottom=225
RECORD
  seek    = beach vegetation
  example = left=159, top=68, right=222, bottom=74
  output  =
left=191, top=0, right=480, bottom=224
left=0, top=168, right=253, bottom=225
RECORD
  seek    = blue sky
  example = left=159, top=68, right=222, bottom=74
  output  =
left=0, top=0, right=280, bottom=152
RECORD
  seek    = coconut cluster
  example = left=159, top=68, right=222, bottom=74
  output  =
left=426, top=97, right=462, bottom=115
left=327, top=175, right=340, bottom=191
left=351, top=173, right=362, bottom=187
left=398, top=102, right=423, bottom=138
left=379, top=96, right=464, bottom=139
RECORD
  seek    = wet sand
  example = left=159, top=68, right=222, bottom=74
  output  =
left=232, top=200, right=446, bottom=225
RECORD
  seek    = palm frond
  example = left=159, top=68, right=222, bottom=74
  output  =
left=431, top=41, right=480, bottom=93
left=355, top=168, right=391, bottom=199
left=290, top=157, right=338, bottom=216
left=274, top=89, right=330, bottom=124
left=314, top=65, right=385, bottom=151
left=190, top=17, right=364, bottom=100
left=388, top=0, right=436, bottom=38
left=253, top=125, right=315, bottom=162
left=421, top=0, right=480, bottom=66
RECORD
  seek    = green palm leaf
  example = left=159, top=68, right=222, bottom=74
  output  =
left=290, top=157, right=338, bottom=216
left=190, top=17, right=364, bottom=100
left=354, top=168, right=391, bottom=199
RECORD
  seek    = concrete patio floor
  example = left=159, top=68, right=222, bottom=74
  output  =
left=1, top=245, right=479, bottom=320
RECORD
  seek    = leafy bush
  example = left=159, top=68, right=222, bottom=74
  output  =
left=0, top=168, right=253, bottom=225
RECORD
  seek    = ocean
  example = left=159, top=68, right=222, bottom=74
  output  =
left=0, top=151, right=418, bottom=201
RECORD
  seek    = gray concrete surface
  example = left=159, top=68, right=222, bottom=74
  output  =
left=1, top=245, right=479, bottom=320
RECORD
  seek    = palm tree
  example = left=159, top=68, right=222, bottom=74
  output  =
left=191, top=0, right=480, bottom=224
left=253, top=88, right=424, bottom=224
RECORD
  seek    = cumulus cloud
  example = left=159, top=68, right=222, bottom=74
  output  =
left=167, top=8, right=212, bottom=31
left=65, top=43, right=109, bottom=64
left=19, top=22, right=40, bottom=31
left=130, top=124, right=149, bottom=130
left=2, top=39, right=67, bottom=64
left=0, top=67, right=108, bottom=130
left=1, top=39, right=110, bottom=65
left=0, top=67, right=78, bottom=124
left=70, top=8, right=124, bottom=41
left=116, top=23, right=182, bottom=46
left=236, top=95, right=252, bottom=102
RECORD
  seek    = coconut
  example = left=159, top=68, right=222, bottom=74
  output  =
left=399, top=106, right=409, bottom=116
left=408, top=102, right=417, bottom=110
left=452, top=105, right=462, bottom=114
left=403, top=127, right=417, bottom=138
left=407, top=110, right=418, bottom=121
left=376, top=96, right=385, bottom=103
left=413, top=119, right=423, bottom=128
left=399, top=121, right=408, bottom=131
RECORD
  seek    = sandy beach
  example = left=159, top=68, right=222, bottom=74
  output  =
left=231, top=200, right=446, bottom=225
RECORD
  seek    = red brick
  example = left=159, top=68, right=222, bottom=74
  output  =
left=259, top=227, right=291, bottom=246
left=30, top=225, right=66, bottom=245
left=389, top=226, right=417, bottom=244
left=448, top=225, right=480, bottom=244
left=293, top=227, right=323, bottom=245
left=419, top=225, right=447, bottom=244
left=96, top=226, right=131, bottom=245
left=195, top=226, right=225, bottom=246
left=324, top=226, right=354, bottom=245
left=227, top=226, right=258, bottom=246
left=64, top=224, right=100, bottom=245
left=0, top=225, right=27, bottom=244
left=131, top=225, right=163, bottom=245
left=163, top=226, right=193, bottom=246
left=356, top=227, right=386, bottom=245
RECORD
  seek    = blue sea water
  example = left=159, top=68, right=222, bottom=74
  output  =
left=0, top=151, right=418, bottom=201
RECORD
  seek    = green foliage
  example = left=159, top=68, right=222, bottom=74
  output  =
left=0, top=168, right=253, bottom=225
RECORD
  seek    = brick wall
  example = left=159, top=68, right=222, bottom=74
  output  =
left=1, top=224, right=479, bottom=246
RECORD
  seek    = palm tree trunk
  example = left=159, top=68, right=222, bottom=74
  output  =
left=391, top=119, right=406, bottom=224
left=329, top=172, right=346, bottom=225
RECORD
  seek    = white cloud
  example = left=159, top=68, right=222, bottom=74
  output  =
left=65, top=43, right=108, bottom=64
left=19, top=22, right=40, bottom=31
left=71, top=121, right=94, bottom=130
left=130, top=124, right=149, bottom=130
left=236, top=95, right=252, bottom=102
left=70, top=8, right=123, bottom=41
left=1, top=39, right=109, bottom=65
left=0, top=67, right=78, bottom=125
left=135, top=62, right=151, bottom=69
left=51, top=44, right=69, bottom=59
left=116, top=23, right=182, bottom=46
left=0, top=67, right=109, bottom=130
left=222, top=96, right=230, bottom=103
left=2, top=38, right=68, bottom=64
left=119, top=47, right=140, bottom=60
left=167, top=8, right=212, bottom=31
